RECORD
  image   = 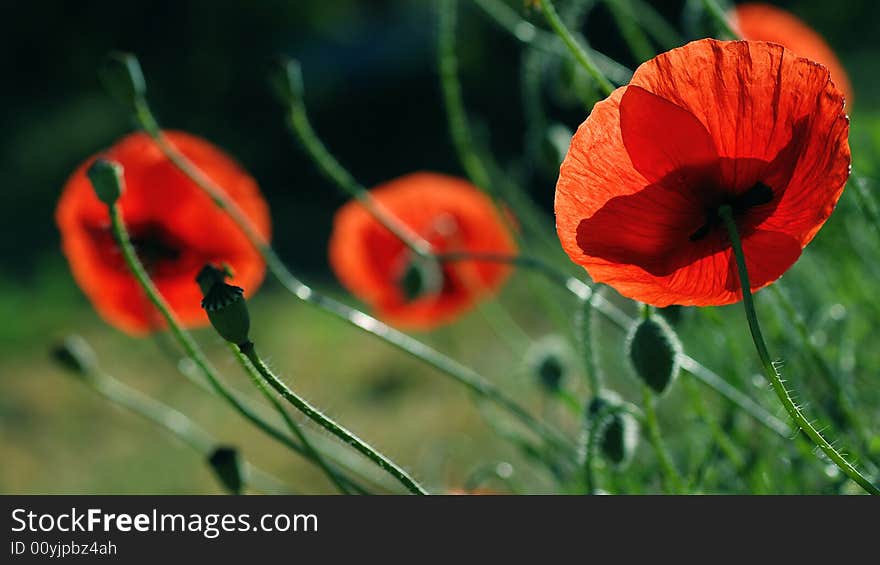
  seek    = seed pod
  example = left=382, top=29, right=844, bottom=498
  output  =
left=587, top=390, right=639, bottom=469
left=626, top=314, right=681, bottom=395
left=198, top=265, right=250, bottom=346
left=398, top=255, right=444, bottom=302
left=598, top=411, right=639, bottom=468
left=100, top=51, right=147, bottom=108
left=207, top=446, right=244, bottom=494
left=51, top=335, right=98, bottom=376
left=526, top=335, right=573, bottom=392
left=87, top=159, right=124, bottom=206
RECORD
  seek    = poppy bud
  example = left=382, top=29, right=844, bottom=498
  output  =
left=198, top=265, right=250, bottom=346
left=50, top=335, right=98, bottom=376
left=587, top=391, right=639, bottom=469
left=273, top=56, right=304, bottom=103
left=626, top=314, right=681, bottom=395
left=100, top=51, right=147, bottom=108
left=86, top=159, right=124, bottom=206
left=526, top=335, right=573, bottom=392
left=598, top=411, right=639, bottom=468
left=398, top=256, right=444, bottom=302
left=207, top=446, right=244, bottom=494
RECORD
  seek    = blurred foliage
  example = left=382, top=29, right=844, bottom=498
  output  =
left=1, top=0, right=879, bottom=493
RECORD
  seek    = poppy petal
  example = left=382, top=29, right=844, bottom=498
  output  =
left=619, top=85, right=720, bottom=186
left=732, top=3, right=852, bottom=102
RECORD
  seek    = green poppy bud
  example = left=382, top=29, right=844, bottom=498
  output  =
left=272, top=56, right=304, bottom=103
left=87, top=159, right=125, bottom=206
left=207, top=446, right=244, bottom=494
left=598, top=411, right=639, bottom=468
left=626, top=314, right=682, bottom=395
left=100, top=51, right=147, bottom=108
left=198, top=265, right=250, bottom=346
left=50, top=335, right=98, bottom=376
left=526, top=335, right=573, bottom=392
left=398, top=255, right=444, bottom=302
left=587, top=390, right=639, bottom=469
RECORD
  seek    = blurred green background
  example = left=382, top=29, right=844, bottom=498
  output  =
left=2, top=0, right=879, bottom=494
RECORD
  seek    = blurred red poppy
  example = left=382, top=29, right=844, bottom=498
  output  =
left=731, top=3, right=853, bottom=102
left=329, top=172, right=516, bottom=329
left=57, top=131, right=271, bottom=335
left=555, top=39, right=849, bottom=307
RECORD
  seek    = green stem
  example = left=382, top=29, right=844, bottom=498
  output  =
left=538, top=0, right=615, bottom=96
left=578, top=294, right=601, bottom=395
left=719, top=204, right=879, bottom=495
left=640, top=384, right=685, bottom=494
left=438, top=0, right=494, bottom=191
left=473, top=0, right=633, bottom=83
left=700, top=0, right=739, bottom=39
left=227, top=343, right=351, bottom=495
left=278, top=63, right=431, bottom=257
left=237, top=342, right=428, bottom=495
left=107, top=202, right=368, bottom=494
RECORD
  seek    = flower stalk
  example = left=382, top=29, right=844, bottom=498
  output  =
left=719, top=204, right=879, bottom=495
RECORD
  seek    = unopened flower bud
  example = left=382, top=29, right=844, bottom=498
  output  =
left=50, top=335, right=98, bottom=376
left=87, top=159, right=125, bottom=206
left=526, top=335, right=572, bottom=392
left=207, top=446, right=244, bottom=494
left=587, top=390, right=639, bottom=469
left=198, top=265, right=250, bottom=346
left=598, top=411, right=639, bottom=468
left=398, top=255, right=444, bottom=302
left=626, top=314, right=681, bottom=395
left=100, top=51, right=147, bottom=108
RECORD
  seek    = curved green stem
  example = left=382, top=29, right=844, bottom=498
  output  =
left=277, top=62, right=431, bottom=257
left=537, top=0, right=615, bottom=96
left=236, top=342, right=428, bottom=495
left=473, top=0, right=632, bottom=83
left=640, top=384, right=685, bottom=494
left=438, top=0, right=493, bottom=191
left=227, top=343, right=351, bottom=494
left=107, top=201, right=368, bottom=494
left=719, top=204, right=879, bottom=495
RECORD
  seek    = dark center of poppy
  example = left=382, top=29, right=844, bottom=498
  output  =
left=689, top=182, right=774, bottom=242
left=129, top=223, right=182, bottom=272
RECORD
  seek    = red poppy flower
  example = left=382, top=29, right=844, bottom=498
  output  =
left=555, top=39, right=849, bottom=307
left=329, top=172, right=516, bottom=329
left=57, top=131, right=271, bottom=335
left=731, top=3, right=853, bottom=102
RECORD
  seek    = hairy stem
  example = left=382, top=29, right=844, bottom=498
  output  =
left=719, top=204, right=878, bottom=495
left=640, top=385, right=685, bottom=494
left=236, top=342, right=428, bottom=495
left=227, top=343, right=352, bottom=494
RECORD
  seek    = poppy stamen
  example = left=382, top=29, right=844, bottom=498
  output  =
left=689, top=182, right=774, bottom=242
